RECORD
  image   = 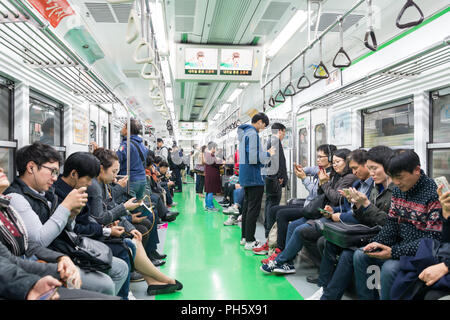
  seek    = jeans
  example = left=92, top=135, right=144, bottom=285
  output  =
left=318, top=241, right=355, bottom=300
left=241, top=186, right=265, bottom=242
left=264, top=191, right=282, bottom=238
left=233, top=188, right=244, bottom=207
left=129, top=180, right=147, bottom=200
left=353, top=249, right=401, bottom=300
left=195, top=174, right=205, bottom=194
left=173, top=167, right=182, bottom=191
left=275, top=217, right=309, bottom=264
left=205, top=192, right=215, bottom=208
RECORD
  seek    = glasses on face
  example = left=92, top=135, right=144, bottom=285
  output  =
left=333, top=159, right=344, bottom=165
left=317, top=155, right=328, bottom=160
left=41, top=165, right=60, bottom=177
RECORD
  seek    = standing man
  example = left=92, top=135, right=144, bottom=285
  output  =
left=155, top=138, right=169, bottom=162
left=116, top=119, right=148, bottom=200
left=238, top=112, right=275, bottom=250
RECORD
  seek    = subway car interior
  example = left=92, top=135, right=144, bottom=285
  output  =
left=0, top=0, right=449, bottom=302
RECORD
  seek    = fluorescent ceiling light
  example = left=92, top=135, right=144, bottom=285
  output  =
left=213, top=113, right=221, bottom=120
left=227, top=88, right=243, bottom=103
left=149, top=1, right=168, bottom=54
left=165, top=87, right=173, bottom=101
left=266, top=10, right=308, bottom=58
left=219, top=103, right=230, bottom=113
left=167, top=102, right=174, bottom=112
left=240, top=82, right=249, bottom=87
left=161, top=60, right=171, bottom=85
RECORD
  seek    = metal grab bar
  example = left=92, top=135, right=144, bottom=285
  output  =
left=396, top=0, right=424, bottom=29
left=332, top=17, right=352, bottom=68
left=364, top=0, right=378, bottom=51
left=133, top=40, right=155, bottom=64
left=126, top=8, right=139, bottom=44
left=140, top=61, right=160, bottom=80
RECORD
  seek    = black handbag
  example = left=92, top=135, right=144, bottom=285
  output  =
left=302, top=193, right=328, bottom=220
left=315, top=219, right=381, bottom=250
left=49, top=230, right=113, bottom=273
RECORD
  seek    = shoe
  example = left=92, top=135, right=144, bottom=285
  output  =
left=240, top=238, right=246, bottom=245
left=223, top=216, right=238, bottom=226
left=147, top=280, right=183, bottom=296
left=170, top=202, right=178, bottom=207
left=149, top=250, right=167, bottom=260
left=161, top=215, right=176, bottom=222
left=130, top=271, right=144, bottom=282
left=261, top=248, right=281, bottom=264
left=273, top=262, right=296, bottom=274
left=306, top=274, right=319, bottom=284
left=260, top=260, right=278, bottom=274
left=244, top=240, right=261, bottom=251
left=223, top=205, right=240, bottom=215
left=218, top=199, right=229, bottom=205
left=151, top=258, right=166, bottom=267
left=306, top=287, right=323, bottom=300
left=127, top=291, right=138, bottom=300
left=237, top=215, right=242, bottom=222
left=252, top=241, right=269, bottom=255
left=167, top=211, right=179, bottom=218
left=205, top=207, right=219, bottom=212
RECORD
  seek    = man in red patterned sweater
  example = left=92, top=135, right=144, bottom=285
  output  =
left=353, top=149, right=442, bottom=300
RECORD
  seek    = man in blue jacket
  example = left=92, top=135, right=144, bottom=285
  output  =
left=117, top=119, right=148, bottom=200
left=238, top=112, right=275, bottom=250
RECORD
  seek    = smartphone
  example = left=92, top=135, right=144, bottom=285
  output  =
left=37, top=287, right=58, bottom=300
left=341, top=188, right=351, bottom=197
left=435, top=176, right=450, bottom=193
left=318, top=208, right=331, bottom=216
left=116, top=175, right=127, bottom=180
left=363, top=247, right=383, bottom=254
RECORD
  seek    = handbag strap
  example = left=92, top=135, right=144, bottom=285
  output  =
left=130, top=140, right=146, bottom=169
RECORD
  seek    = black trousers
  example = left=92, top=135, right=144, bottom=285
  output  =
left=264, top=191, right=282, bottom=238
left=241, top=186, right=265, bottom=242
left=265, top=203, right=304, bottom=239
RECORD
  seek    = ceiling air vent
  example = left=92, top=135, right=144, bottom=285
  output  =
left=261, top=2, right=291, bottom=21
left=311, top=12, right=365, bottom=32
left=122, top=69, right=141, bottom=78
left=85, top=2, right=116, bottom=23
left=111, top=3, right=133, bottom=24
left=175, top=17, right=195, bottom=33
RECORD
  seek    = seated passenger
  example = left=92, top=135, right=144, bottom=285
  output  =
left=223, top=175, right=244, bottom=226
left=4, top=142, right=127, bottom=296
left=260, top=148, right=358, bottom=274
left=0, top=166, right=117, bottom=300
left=307, top=146, right=394, bottom=300
left=255, top=144, right=336, bottom=259
left=157, top=160, right=177, bottom=207
left=353, top=149, right=443, bottom=300
left=92, top=148, right=183, bottom=296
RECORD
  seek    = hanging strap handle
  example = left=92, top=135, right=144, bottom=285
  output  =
left=274, top=75, right=286, bottom=103
left=134, top=41, right=155, bottom=64
left=396, top=0, right=424, bottom=29
left=332, top=17, right=352, bottom=68
left=141, top=62, right=161, bottom=80
left=297, top=54, right=311, bottom=90
left=364, top=0, right=378, bottom=51
left=314, top=38, right=329, bottom=79
left=268, top=81, right=275, bottom=107
left=283, top=65, right=296, bottom=96
left=126, top=8, right=139, bottom=44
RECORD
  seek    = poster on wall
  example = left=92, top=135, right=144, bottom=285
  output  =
left=330, top=112, right=352, bottom=146
left=28, top=0, right=75, bottom=28
left=72, top=108, right=89, bottom=145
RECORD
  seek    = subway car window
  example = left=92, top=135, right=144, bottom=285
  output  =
left=429, top=149, right=450, bottom=181
left=298, top=128, right=308, bottom=167
left=29, top=97, right=62, bottom=146
left=0, top=83, right=10, bottom=140
left=432, top=91, right=450, bottom=143
left=314, top=124, right=326, bottom=160
left=363, top=103, right=414, bottom=148
left=0, top=79, right=15, bottom=181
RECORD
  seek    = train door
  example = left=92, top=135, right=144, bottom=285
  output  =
left=0, top=77, right=15, bottom=181
left=295, top=111, right=311, bottom=199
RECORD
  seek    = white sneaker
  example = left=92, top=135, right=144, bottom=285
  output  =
left=306, top=287, right=323, bottom=300
left=223, top=205, right=240, bottom=215
left=128, top=291, right=137, bottom=300
left=240, top=238, right=246, bottom=245
left=237, top=214, right=242, bottom=222
left=244, top=240, right=261, bottom=251
left=223, top=216, right=238, bottom=226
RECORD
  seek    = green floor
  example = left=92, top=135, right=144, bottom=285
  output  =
left=155, top=179, right=303, bottom=300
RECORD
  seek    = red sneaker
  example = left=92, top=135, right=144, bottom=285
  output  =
left=252, top=241, right=269, bottom=255
left=261, top=248, right=281, bottom=264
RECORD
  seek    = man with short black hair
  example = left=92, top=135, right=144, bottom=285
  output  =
left=155, top=138, right=169, bottom=162
left=238, top=112, right=275, bottom=250
left=353, top=149, right=443, bottom=300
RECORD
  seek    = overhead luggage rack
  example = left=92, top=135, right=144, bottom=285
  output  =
left=0, top=0, right=119, bottom=104
left=296, top=37, right=450, bottom=112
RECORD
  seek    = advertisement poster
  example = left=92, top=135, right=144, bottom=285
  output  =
left=73, top=107, right=89, bottom=145
left=28, top=0, right=75, bottom=28
left=330, top=112, right=351, bottom=146
left=184, top=48, right=218, bottom=75
left=220, top=49, right=253, bottom=76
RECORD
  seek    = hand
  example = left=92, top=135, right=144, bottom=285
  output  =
left=131, top=212, right=147, bottom=223
left=294, top=164, right=306, bottom=180
left=331, top=213, right=341, bottom=222
left=130, top=229, right=142, bottom=242
left=437, top=185, right=450, bottom=219
left=268, top=146, right=276, bottom=157
left=324, top=205, right=334, bottom=214
left=419, top=262, right=449, bottom=286
left=61, top=187, right=88, bottom=211
left=363, top=242, right=392, bottom=260
left=110, top=226, right=125, bottom=237
left=235, top=183, right=241, bottom=189
left=318, top=169, right=330, bottom=185
left=116, top=176, right=128, bottom=188
left=338, top=190, right=352, bottom=203
left=124, top=198, right=142, bottom=211
left=27, top=276, right=62, bottom=300
left=348, top=187, right=370, bottom=209
left=278, top=178, right=284, bottom=185
left=69, top=207, right=82, bottom=219
left=56, top=256, right=79, bottom=283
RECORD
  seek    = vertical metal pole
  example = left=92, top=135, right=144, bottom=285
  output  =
left=126, top=109, right=131, bottom=195
left=307, top=0, right=311, bottom=45
left=290, top=65, right=297, bottom=199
